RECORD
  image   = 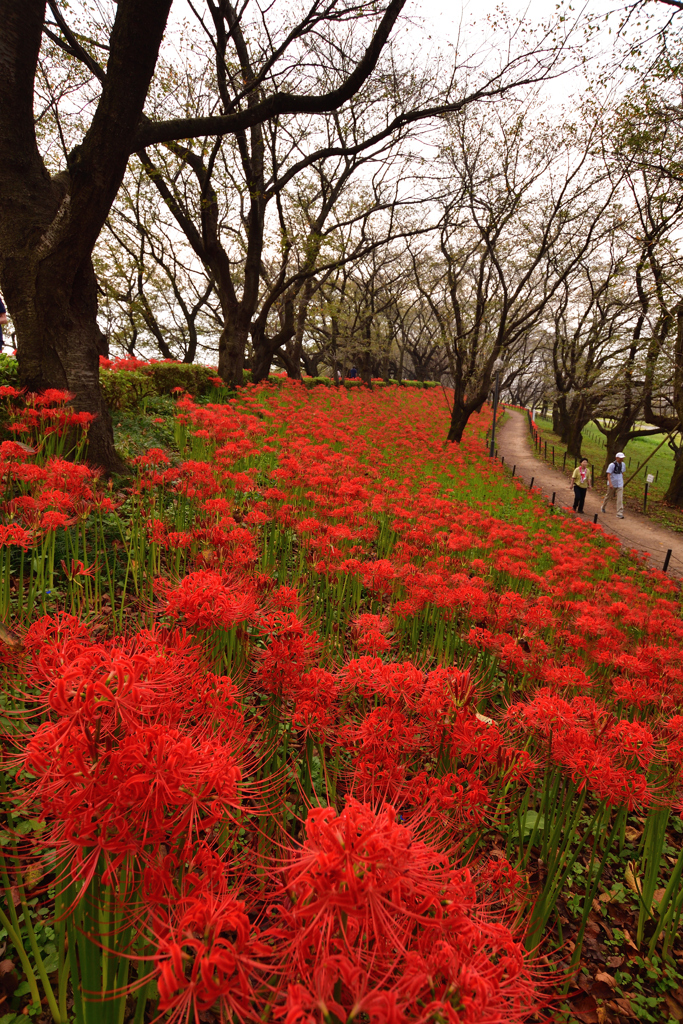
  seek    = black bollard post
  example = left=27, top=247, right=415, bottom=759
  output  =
left=551, top=492, right=555, bottom=505
left=512, top=465, right=516, bottom=477
left=501, top=456, right=505, bottom=466
left=593, top=513, right=598, bottom=524
left=644, top=480, right=649, bottom=514
left=663, top=549, right=672, bottom=573
left=529, top=477, right=534, bottom=490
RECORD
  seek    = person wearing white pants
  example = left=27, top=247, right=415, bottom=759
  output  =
left=601, top=452, right=626, bottom=518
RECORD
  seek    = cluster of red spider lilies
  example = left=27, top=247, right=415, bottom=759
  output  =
left=0, top=377, right=682, bottom=1023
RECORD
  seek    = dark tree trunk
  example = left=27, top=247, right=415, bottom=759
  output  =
left=553, top=395, right=591, bottom=459
left=552, top=398, right=567, bottom=435
left=12, top=254, right=124, bottom=470
left=447, top=392, right=483, bottom=442
left=283, top=277, right=313, bottom=380
left=396, top=346, right=404, bottom=383
left=300, top=350, right=320, bottom=377
left=274, top=346, right=300, bottom=380
left=357, top=351, right=373, bottom=387
left=0, top=0, right=172, bottom=472
left=664, top=447, right=683, bottom=507
left=284, top=357, right=303, bottom=381
left=563, top=420, right=585, bottom=460
left=447, top=403, right=473, bottom=443
left=218, top=319, right=246, bottom=385
left=251, top=344, right=273, bottom=384
left=600, top=426, right=623, bottom=474
left=251, top=310, right=296, bottom=384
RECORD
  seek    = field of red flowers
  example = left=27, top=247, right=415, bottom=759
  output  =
left=1, top=376, right=683, bottom=1024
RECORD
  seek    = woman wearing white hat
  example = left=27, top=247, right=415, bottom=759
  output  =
left=601, top=452, right=626, bottom=518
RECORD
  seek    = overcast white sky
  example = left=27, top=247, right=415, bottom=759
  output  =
left=399, top=0, right=633, bottom=109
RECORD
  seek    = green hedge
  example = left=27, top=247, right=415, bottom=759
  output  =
left=0, top=353, right=19, bottom=389
left=1, top=356, right=438, bottom=412
left=100, top=362, right=217, bottom=410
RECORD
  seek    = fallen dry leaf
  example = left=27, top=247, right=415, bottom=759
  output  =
left=571, top=991, right=599, bottom=1024
left=624, top=826, right=641, bottom=843
left=624, top=862, right=643, bottom=899
left=591, top=979, right=615, bottom=1000
left=595, top=972, right=616, bottom=990
left=665, top=993, right=683, bottom=1022
left=0, top=621, right=22, bottom=649
left=652, top=887, right=667, bottom=908
left=607, top=996, right=636, bottom=1018
left=0, top=960, right=18, bottom=999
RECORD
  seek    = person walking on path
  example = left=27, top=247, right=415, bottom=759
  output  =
left=0, top=296, right=7, bottom=352
left=601, top=452, right=626, bottom=518
left=570, top=457, right=590, bottom=513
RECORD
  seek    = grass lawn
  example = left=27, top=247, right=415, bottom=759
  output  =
left=532, top=415, right=683, bottom=534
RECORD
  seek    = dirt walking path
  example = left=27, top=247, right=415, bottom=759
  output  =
left=496, top=410, right=683, bottom=580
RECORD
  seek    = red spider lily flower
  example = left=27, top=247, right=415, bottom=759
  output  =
left=279, top=955, right=407, bottom=1024
left=158, top=571, right=257, bottom=631
left=153, top=893, right=271, bottom=1022
left=0, top=523, right=34, bottom=548
left=282, top=800, right=448, bottom=964
left=39, top=509, right=73, bottom=532
left=30, top=388, right=74, bottom=406
left=0, top=439, right=34, bottom=460
left=270, top=585, right=300, bottom=611
left=254, top=612, right=319, bottom=695
left=60, top=558, right=95, bottom=580
left=67, top=411, right=96, bottom=430
left=137, top=447, right=171, bottom=468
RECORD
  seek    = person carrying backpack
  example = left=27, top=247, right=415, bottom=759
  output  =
left=601, top=452, right=626, bottom=519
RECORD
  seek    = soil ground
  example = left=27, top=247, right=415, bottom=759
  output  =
left=496, top=410, right=683, bottom=581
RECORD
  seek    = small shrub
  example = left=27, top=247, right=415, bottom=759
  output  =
left=0, top=352, right=19, bottom=388
left=100, top=360, right=217, bottom=410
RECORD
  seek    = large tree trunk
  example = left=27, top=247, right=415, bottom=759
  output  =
left=447, top=391, right=482, bottom=443
left=552, top=397, right=568, bottom=436
left=0, top=0, right=172, bottom=473
left=554, top=395, right=591, bottom=459
left=563, top=419, right=585, bottom=460
left=447, top=404, right=472, bottom=443
left=0, top=163, right=125, bottom=471
left=600, top=427, right=622, bottom=474
left=251, top=344, right=273, bottom=384
left=664, top=446, right=683, bottom=507
left=218, top=319, right=246, bottom=385
left=10, top=254, right=124, bottom=470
